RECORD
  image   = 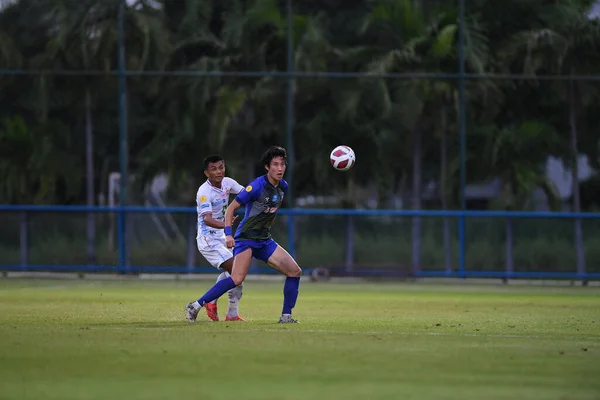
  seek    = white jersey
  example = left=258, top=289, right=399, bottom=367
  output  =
left=196, top=177, right=244, bottom=246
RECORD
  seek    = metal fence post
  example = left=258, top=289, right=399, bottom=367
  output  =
left=344, top=215, right=354, bottom=273
left=19, top=212, right=28, bottom=270
left=186, top=212, right=196, bottom=273
left=117, top=0, right=129, bottom=273
left=458, top=0, right=467, bottom=279
left=505, top=218, right=513, bottom=282
left=286, top=0, right=296, bottom=258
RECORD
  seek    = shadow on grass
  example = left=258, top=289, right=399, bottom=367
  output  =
left=85, top=320, right=290, bottom=329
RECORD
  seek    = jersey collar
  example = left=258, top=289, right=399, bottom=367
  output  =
left=206, top=179, right=224, bottom=191
left=262, top=174, right=280, bottom=188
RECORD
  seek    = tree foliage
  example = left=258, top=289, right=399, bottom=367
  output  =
left=1, top=0, right=599, bottom=209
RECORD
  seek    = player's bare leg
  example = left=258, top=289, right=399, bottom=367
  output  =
left=186, top=248, right=252, bottom=322
left=230, top=248, right=253, bottom=285
left=267, top=245, right=302, bottom=323
left=201, top=257, right=245, bottom=322
left=217, top=258, right=244, bottom=321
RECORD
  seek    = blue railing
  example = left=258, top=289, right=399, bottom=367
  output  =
left=1, top=205, right=599, bottom=281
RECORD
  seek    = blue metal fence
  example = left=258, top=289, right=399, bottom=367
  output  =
left=1, top=205, right=599, bottom=281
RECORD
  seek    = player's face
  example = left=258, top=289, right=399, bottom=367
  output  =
left=204, top=161, right=225, bottom=186
left=266, top=156, right=286, bottom=182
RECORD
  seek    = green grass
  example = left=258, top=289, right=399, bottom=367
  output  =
left=0, top=279, right=599, bottom=400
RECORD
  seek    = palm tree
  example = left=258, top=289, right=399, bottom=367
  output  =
left=482, top=120, right=562, bottom=275
left=340, top=0, right=491, bottom=273
left=0, top=8, right=23, bottom=103
left=499, top=0, right=600, bottom=278
left=0, top=116, right=81, bottom=204
left=139, top=0, right=334, bottom=188
left=5, top=0, right=173, bottom=259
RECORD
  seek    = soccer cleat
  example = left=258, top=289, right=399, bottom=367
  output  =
left=225, top=315, right=245, bottom=321
left=185, top=302, right=199, bottom=323
left=278, top=315, right=299, bottom=324
left=205, top=302, right=219, bottom=322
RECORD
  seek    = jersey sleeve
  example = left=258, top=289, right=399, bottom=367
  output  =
left=235, top=179, right=262, bottom=206
left=196, top=187, right=211, bottom=216
left=225, top=177, right=245, bottom=195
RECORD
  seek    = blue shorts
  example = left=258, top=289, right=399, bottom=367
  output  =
left=233, top=239, right=278, bottom=263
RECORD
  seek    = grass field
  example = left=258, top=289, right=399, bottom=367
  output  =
left=0, top=278, right=599, bottom=400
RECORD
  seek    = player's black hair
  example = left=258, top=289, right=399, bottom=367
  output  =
left=203, top=154, right=224, bottom=170
left=261, top=146, right=287, bottom=168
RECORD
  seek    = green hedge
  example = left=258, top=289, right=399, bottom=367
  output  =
left=1, top=212, right=599, bottom=273
left=0, top=233, right=599, bottom=273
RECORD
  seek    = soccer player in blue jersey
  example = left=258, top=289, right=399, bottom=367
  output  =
left=185, top=146, right=302, bottom=324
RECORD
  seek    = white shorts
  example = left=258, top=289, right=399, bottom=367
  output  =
left=197, top=237, right=233, bottom=269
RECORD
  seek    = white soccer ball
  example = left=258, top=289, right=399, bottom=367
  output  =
left=330, top=145, right=356, bottom=171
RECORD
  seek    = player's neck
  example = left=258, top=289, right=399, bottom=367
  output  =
left=266, top=175, right=280, bottom=187
left=208, top=179, right=222, bottom=189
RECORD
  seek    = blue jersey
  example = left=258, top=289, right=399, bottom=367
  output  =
left=234, top=175, right=288, bottom=241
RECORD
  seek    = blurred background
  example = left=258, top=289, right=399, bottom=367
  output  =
left=1, top=0, right=600, bottom=280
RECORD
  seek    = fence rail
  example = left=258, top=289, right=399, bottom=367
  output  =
left=2, top=204, right=600, bottom=218
left=4, top=69, right=600, bottom=81
left=1, top=205, right=598, bottom=281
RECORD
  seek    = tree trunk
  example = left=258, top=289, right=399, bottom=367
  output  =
left=440, top=106, right=452, bottom=274
left=569, top=80, right=585, bottom=279
left=85, top=88, right=96, bottom=265
left=411, top=128, right=422, bottom=275
left=245, top=152, right=255, bottom=184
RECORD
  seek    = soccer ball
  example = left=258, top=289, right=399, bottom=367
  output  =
left=330, top=145, right=356, bottom=171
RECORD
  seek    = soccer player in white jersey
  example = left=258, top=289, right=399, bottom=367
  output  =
left=195, top=154, right=245, bottom=321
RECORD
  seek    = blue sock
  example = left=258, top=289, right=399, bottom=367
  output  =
left=282, top=277, right=300, bottom=315
left=197, top=277, right=237, bottom=307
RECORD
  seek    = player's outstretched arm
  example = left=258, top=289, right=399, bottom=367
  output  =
left=224, top=199, right=241, bottom=228
left=202, top=213, right=239, bottom=229
left=203, top=214, right=226, bottom=229
left=224, top=200, right=241, bottom=248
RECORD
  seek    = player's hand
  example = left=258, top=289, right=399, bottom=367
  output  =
left=226, top=235, right=235, bottom=249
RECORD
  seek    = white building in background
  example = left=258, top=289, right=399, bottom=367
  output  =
left=0, top=0, right=16, bottom=8
left=545, top=156, right=594, bottom=200
left=589, top=0, right=600, bottom=19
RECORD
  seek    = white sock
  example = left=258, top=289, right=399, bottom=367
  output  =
left=192, top=301, right=201, bottom=310
left=227, top=283, right=243, bottom=318
left=217, top=271, right=231, bottom=281
left=209, top=271, right=230, bottom=305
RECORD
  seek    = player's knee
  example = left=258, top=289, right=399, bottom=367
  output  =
left=219, top=259, right=234, bottom=274
left=287, top=266, right=302, bottom=278
left=230, top=274, right=246, bottom=286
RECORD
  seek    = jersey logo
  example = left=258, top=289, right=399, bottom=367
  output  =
left=199, top=195, right=207, bottom=202
left=245, top=185, right=253, bottom=192
left=272, top=194, right=279, bottom=202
